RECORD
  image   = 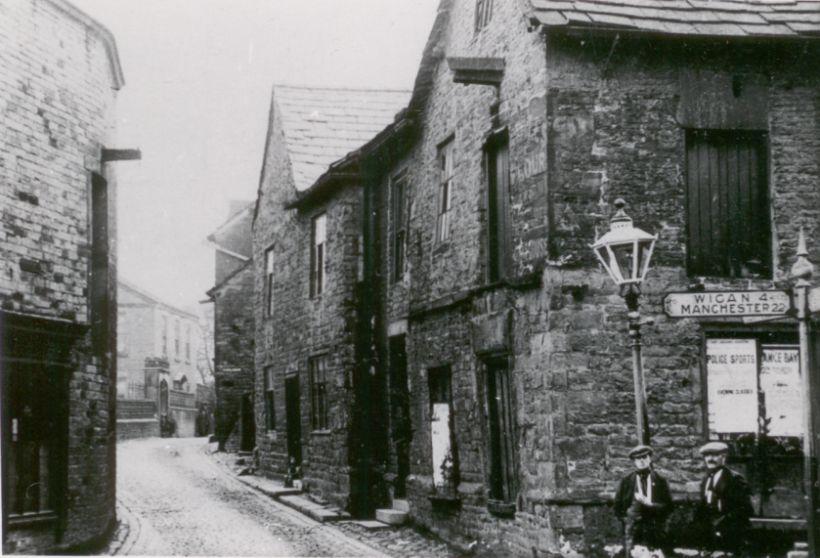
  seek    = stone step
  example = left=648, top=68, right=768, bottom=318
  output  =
left=375, top=508, right=407, bottom=525
left=392, top=498, right=409, bottom=512
left=344, top=519, right=391, bottom=530
left=278, top=494, right=350, bottom=522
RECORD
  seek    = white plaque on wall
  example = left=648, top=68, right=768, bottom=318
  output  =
left=760, top=345, right=803, bottom=438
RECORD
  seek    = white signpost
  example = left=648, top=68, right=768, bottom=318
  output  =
left=663, top=290, right=791, bottom=318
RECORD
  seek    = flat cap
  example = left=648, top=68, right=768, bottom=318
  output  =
left=699, top=441, right=729, bottom=455
left=628, top=444, right=653, bottom=459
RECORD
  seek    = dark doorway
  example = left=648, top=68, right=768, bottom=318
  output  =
left=239, top=392, right=255, bottom=452
left=388, top=335, right=410, bottom=499
left=284, top=375, right=302, bottom=467
left=159, top=379, right=169, bottom=415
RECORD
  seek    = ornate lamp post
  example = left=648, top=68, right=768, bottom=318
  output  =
left=789, top=229, right=818, bottom=555
left=590, top=199, right=658, bottom=445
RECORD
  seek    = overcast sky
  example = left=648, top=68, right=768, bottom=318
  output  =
left=71, top=0, right=439, bottom=312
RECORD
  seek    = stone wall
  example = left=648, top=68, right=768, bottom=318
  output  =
left=0, top=0, right=122, bottom=553
left=213, top=262, right=255, bottom=450
left=368, top=2, right=820, bottom=556
left=116, top=400, right=159, bottom=440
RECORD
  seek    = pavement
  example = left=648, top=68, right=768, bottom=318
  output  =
left=101, top=437, right=460, bottom=557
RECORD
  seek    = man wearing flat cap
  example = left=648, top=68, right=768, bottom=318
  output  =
left=614, top=444, right=673, bottom=556
left=694, top=441, right=754, bottom=554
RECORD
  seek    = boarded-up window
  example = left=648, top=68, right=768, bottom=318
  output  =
left=484, top=356, right=517, bottom=506
left=486, top=132, right=510, bottom=282
left=309, top=355, right=328, bottom=430
left=686, top=130, right=770, bottom=278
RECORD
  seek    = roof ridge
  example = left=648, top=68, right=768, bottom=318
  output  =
left=272, top=83, right=411, bottom=93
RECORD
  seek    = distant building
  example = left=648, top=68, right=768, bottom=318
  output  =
left=206, top=201, right=255, bottom=451
left=0, top=0, right=127, bottom=553
left=252, top=85, right=409, bottom=509
left=117, top=280, right=204, bottom=437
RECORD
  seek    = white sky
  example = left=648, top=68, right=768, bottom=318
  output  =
left=71, top=0, right=439, bottom=312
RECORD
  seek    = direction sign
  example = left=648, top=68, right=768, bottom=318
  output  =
left=664, top=290, right=791, bottom=318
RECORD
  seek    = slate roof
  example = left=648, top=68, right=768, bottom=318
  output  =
left=528, top=0, right=820, bottom=38
left=274, top=85, right=411, bottom=192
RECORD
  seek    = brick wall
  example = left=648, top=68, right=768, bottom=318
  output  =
left=0, top=0, right=122, bottom=553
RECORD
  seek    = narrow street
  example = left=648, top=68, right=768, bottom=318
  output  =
left=114, top=438, right=385, bottom=556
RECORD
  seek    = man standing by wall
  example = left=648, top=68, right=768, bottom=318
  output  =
left=695, top=441, right=754, bottom=554
left=614, top=445, right=673, bottom=555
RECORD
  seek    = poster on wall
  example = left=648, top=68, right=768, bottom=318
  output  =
left=760, top=345, right=803, bottom=438
left=706, top=338, right=758, bottom=435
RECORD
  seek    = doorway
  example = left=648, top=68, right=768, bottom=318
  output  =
left=388, top=335, right=410, bottom=498
left=284, top=375, right=302, bottom=467
left=239, top=392, right=255, bottom=452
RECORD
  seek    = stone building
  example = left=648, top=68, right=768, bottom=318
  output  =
left=254, top=0, right=820, bottom=555
left=117, top=280, right=203, bottom=437
left=252, top=85, right=409, bottom=509
left=0, top=0, right=127, bottom=552
left=206, top=201, right=255, bottom=451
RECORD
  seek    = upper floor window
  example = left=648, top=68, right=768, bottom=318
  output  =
left=309, top=355, right=329, bottom=430
left=265, top=247, right=275, bottom=316
left=686, top=129, right=770, bottom=278
left=486, top=132, right=510, bottom=282
left=162, top=316, right=168, bottom=356
left=174, top=319, right=180, bottom=358
left=391, top=170, right=409, bottom=282
left=436, top=138, right=454, bottom=243
left=310, top=213, right=327, bottom=297
left=185, top=325, right=191, bottom=362
left=475, top=0, right=494, bottom=31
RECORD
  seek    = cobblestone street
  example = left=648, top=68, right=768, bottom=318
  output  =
left=111, top=438, right=382, bottom=556
left=108, top=437, right=457, bottom=557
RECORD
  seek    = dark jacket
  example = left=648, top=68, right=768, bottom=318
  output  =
left=695, top=466, right=754, bottom=550
left=614, top=469, right=674, bottom=521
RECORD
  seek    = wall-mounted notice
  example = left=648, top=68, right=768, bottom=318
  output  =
left=706, top=339, right=758, bottom=435
left=760, top=345, right=803, bottom=438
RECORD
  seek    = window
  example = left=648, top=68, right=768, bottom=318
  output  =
left=162, top=316, right=168, bottom=356
left=310, top=213, right=326, bottom=297
left=185, top=325, right=191, bottom=362
left=174, top=319, right=180, bottom=358
left=705, top=334, right=804, bottom=518
left=429, top=366, right=459, bottom=494
left=264, top=365, right=275, bottom=431
left=436, top=139, right=454, bottom=243
left=484, top=355, right=517, bottom=508
left=486, top=132, right=510, bottom=282
left=391, top=171, right=408, bottom=282
left=264, top=247, right=275, bottom=316
left=309, top=355, right=328, bottom=430
left=686, top=129, right=770, bottom=278
left=89, top=172, right=109, bottom=355
left=475, top=0, right=494, bottom=31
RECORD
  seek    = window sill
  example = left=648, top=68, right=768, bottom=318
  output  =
left=7, top=511, right=58, bottom=528
left=428, top=493, right=461, bottom=512
left=310, top=429, right=332, bottom=436
left=487, top=499, right=516, bottom=518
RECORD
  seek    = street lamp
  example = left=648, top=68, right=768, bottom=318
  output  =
left=590, top=198, right=658, bottom=445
